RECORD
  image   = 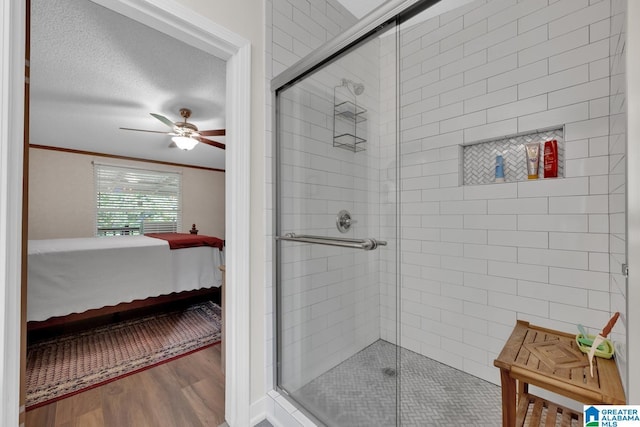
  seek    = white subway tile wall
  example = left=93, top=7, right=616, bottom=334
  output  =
left=398, top=0, right=619, bottom=387
left=268, top=0, right=628, bottom=407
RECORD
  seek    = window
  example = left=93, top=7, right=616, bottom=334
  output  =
left=94, top=163, right=182, bottom=236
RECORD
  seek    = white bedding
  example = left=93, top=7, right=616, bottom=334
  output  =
left=170, top=245, right=224, bottom=293
left=27, top=235, right=223, bottom=322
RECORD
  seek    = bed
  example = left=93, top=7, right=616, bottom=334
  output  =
left=27, top=233, right=224, bottom=323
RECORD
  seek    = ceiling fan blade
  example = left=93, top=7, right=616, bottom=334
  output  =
left=120, top=127, right=170, bottom=134
left=150, top=113, right=176, bottom=129
left=195, top=136, right=226, bottom=150
left=198, top=129, right=226, bottom=137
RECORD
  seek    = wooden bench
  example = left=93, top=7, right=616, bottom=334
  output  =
left=494, top=321, right=625, bottom=427
left=516, top=393, right=583, bottom=427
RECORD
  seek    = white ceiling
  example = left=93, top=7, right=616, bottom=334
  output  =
left=30, top=0, right=227, bottom=170
left=338, top=0, right=388, bottom=19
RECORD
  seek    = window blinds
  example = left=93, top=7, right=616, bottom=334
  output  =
left=94, top=163, right=182, bottom=236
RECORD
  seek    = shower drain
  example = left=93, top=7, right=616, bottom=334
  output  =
left=382, top=367, right=397, bottom=377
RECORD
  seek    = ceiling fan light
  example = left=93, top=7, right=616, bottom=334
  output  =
left=172, top=136, right=198, bottom=151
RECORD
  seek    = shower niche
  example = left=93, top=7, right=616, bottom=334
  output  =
left=462, top=126, right=565, bottom=185
left=333, top=78, right=367, bottom=152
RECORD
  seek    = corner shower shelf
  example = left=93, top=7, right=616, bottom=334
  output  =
left=333, top=100, right=367, bottom=152
left=333, top=133, right=366, bottom=152
left=335, top=101, right=367, bottom=122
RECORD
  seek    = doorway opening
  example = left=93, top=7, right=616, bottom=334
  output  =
left=15, top=0, right=252, bottom=425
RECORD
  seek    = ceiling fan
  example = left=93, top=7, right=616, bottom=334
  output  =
left=120, top=108, right=225, bottom=151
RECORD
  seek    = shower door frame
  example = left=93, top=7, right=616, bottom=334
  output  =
left=271, top=0, right=441, bottom=422
left=626, top=0, right=640, bottom=402
left=270, top=0, right=437, bottom=91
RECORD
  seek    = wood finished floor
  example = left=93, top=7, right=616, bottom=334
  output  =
left=25, top=344, right=225, bottom=427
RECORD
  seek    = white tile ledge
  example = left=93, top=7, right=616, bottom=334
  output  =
left=461, top=176, right=592, bottom=200
left=266, top=390, right=318, bottom=427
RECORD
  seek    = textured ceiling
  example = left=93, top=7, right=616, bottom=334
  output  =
left=30, top=0, right=227, bottom=169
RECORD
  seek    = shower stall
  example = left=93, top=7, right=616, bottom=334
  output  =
left=272, top=0, right=628, bottom=425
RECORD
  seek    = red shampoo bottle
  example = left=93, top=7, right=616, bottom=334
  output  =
left=544, top=140, right=558, bottom=178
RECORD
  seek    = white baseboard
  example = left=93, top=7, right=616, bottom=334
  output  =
left=250, top=395, right=267, bottom=426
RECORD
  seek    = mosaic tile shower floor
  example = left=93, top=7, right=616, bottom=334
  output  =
left=292, top=340, right=502, bottom=426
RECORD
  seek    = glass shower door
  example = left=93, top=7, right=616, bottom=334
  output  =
left=275, top=23, right=399, bottom=427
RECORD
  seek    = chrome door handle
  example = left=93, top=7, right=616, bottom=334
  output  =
left=275, top=233, right=386, bottom=251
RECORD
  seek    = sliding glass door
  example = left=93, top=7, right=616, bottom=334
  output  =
left=275, top=21, right=399, bottom=426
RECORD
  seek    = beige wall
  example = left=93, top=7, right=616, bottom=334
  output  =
left=28, top=147, right=225, bottom=240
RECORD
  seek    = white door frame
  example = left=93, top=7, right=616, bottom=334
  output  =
left=0, top=0, right=27, bottom=424
left=0, top=1, right=252, bottom=425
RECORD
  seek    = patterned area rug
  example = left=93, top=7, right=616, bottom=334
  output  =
left=26, top=301, right=221, bottom=410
